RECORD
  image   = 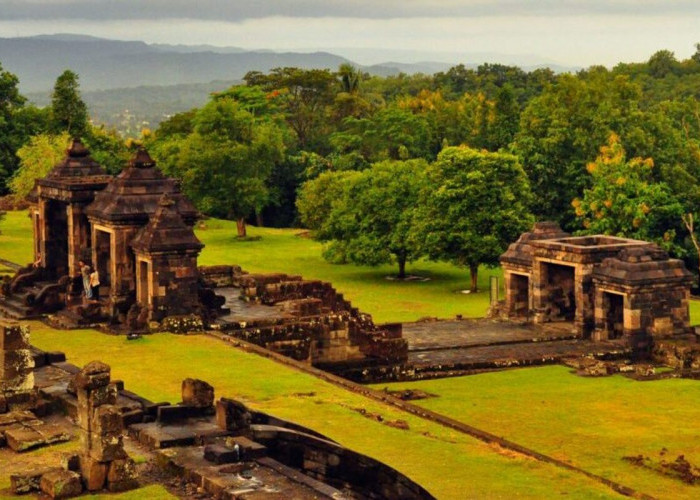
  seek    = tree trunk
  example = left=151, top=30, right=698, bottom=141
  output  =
left=256, top=211, right=264, bottom=227
left=469, top=264, right=479, bottom=292
left=397, top=254, right=407, bottom=279
left=236, top=217, right=247, bottom=238
left=681, top=213, right=700, bottom=281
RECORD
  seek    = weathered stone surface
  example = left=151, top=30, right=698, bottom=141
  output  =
left=79, top=455, right=108, bottom=491
left=0, top=372, right=34, bottom=392
left=0, top=321, right=30, bottom=351
left=227, top=436, right=267, bottom=460
left=74, top=361, right=110, bottom=390
left=40, top=469, right=83, bottom=499
left=5, top=423, right=71, bottom=452
left=92, top=404, right=123, bottom=435
left=182, top=378, right=214, bottom=408
left=204, top=444, right=240, bottom=464
left=107, top=458, right=137, bottom=491
left=10, top=468, right=60, bottom=494
left=216, top=398, right=252, bottom=433
left=88, top=431, right=127, bottom=462
left=5, top=426, right=44, bottom=452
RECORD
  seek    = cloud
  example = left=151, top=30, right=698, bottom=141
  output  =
left=1, top=0, right=699, bottom=21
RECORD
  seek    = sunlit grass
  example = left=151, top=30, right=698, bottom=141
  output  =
left=373, top=366, right=700, bottom=500
left=27, top=322, right=620, bottom=500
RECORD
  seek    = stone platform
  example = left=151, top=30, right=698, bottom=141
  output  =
left=403, top=319, right=629, bottom=370
left=214, top=287, right=293, bottom=324
left=335, top=319, right=634, bottom=382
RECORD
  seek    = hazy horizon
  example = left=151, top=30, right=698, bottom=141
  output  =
left=0, top=1, right=699, bottom=67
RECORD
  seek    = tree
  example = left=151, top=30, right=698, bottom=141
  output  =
left=51, top=70, right=89, bottom=137
left=414, top=146, right=534, bottom=291
left=573, top=133, right=683, bottom=253
left=647, top=50, right=680, bottom=78
left=296, top=170, right=363, bottom=231
left=514, top=72, right=654, bottom=229
left=156, top=97, right=285, bottom=237
left=314, top=160, right=427, bottom=278
left=10, top=133, right=70, bottom=199
left=0, top=63, right=28, bottom=194
left=244, top=67, right=336, bottom=150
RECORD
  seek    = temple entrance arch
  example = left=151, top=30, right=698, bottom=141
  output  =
left=602, top=291, right=624, bottom=339
left=43, top=199, right=69, bottom=279
left=93, top=227, right=112, bottom=297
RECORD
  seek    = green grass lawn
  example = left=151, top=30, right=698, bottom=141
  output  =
left=27, top=323, right=621, bottom=500
left=372, top=366, right=700, bottom=500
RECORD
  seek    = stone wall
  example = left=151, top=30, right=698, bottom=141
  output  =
left=224, top=273, right=408, bottom=367
left=199, top=265, right=245, bottom=288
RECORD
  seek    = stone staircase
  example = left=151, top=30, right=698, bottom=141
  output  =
left=0, top=280, right=60, bottom=319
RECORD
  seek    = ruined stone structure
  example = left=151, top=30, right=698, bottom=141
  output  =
left=500, top=222, right=694, bottom=350
left=201, top=267, right=409, bottom=370
left=1, top=139, right=212, bottom=327
left=74, top=361, right=138, bottom=492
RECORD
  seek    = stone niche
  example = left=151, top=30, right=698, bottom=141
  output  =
left=500, top=222, right=694, bottom=350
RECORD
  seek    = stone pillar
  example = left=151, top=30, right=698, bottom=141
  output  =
left=38, top=198, right=50, bottom=269
left=531, top=260, right=548, bottom=323
left=0, top=320, right=35, bottom=412
left=67, top=204, right=91, bottom=279
left=74, top=362, right=137, bottom=493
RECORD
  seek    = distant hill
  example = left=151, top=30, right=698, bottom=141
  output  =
left=27, top=80, right=242, bottom=136
left=0, top=35, right=351, bottom=93
left=0, top=34, right=459, bottom=93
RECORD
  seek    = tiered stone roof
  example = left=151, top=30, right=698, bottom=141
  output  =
left=86, top=148, right=198, bottom=225
left=131, top=193, right=204, bottom=254
left=593, top=246, right=694, bottom=286
left=32, top=138, right=111, bottom=202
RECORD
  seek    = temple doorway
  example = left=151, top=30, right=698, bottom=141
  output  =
left=510, top=273, right=530, bottom=317
left=602, top=292, right=624, bottom=339
left=543, top=262, right=576, bottom=322
left=44, top=200, right=69, bottom=278
left=137, top=260, right=149, bottom=306
left=95, top=229, right=112, bottom=292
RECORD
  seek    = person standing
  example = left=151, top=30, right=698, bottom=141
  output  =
left=89, top=268, right=100, bottom=302
left=79, top=260, right=92, bottom=300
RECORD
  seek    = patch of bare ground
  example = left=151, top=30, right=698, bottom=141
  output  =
left=623, top=449, right=700, bottom=485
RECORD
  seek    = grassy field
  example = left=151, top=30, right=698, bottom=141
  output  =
left=372, top=366, right=700, bottom=500
left=26, top=322, right=621, bottom=499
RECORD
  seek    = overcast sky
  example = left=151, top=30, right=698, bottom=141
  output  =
left=0, top=0, right=699, bottom=66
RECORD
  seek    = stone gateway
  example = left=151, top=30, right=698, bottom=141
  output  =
left=500, top=222, right=694, bottom=350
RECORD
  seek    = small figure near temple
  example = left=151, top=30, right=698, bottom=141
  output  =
left=89, top=269, right=100, bottom=302
left=79, top=260, right=92, bottom=300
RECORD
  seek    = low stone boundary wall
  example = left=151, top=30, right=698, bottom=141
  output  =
left=250, top=424, right=434, bottom=499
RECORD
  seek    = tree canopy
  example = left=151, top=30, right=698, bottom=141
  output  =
left=413, top=146, right=534, bottom=291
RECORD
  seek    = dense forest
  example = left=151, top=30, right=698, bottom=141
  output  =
left=2, top=45, right=700, bottom=284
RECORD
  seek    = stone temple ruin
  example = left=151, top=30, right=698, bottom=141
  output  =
left=500, top=222, right=695, bottom=350
left=0, top=320, right=432, bottom=499
left=0, top=139, right=408, bottom=373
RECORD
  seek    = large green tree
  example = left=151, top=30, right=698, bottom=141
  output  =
left=0, top=63, right=28, bottom=194
left=244, top=67, right=336, bottom=150
left=309, top=160, right=427, bottom=278
left=9, top=133, right=70, bottom=199
left=414, top=146, right=534, bottom=291
left=155, top=96, right=285, bottom=237
left=50, top=70, right=89, bottom=137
